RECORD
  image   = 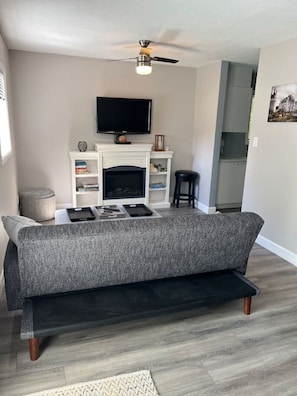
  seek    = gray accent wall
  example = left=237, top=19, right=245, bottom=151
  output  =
left=192, top=61, right=227, bottom=213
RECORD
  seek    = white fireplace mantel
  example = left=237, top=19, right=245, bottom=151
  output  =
left=94, top=143, right=153, bottom=206
left=94, top=143, right=153, bottom=153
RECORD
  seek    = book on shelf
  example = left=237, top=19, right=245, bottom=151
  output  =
left=149, top=182, right=166, bottom=189
left=75, top=160, right=87, bottom=166
left=77, top=183, right=99, bottom=192
left=83, top=183, right=99, bottom=189
left=75, top=160, right=88, bottom=174
left=77, top=187, right=99, bottom=192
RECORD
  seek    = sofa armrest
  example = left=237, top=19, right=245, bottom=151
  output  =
left=4, top=240, right=23, bottom=310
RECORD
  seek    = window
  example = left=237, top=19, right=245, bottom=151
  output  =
left=0, top=68, right=12, bottom=164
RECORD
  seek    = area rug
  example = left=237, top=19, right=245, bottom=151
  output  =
left=25, top=370, right=159, bottom=396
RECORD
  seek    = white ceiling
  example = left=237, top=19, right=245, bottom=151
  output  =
left=0, top=0, right=297, bottom=69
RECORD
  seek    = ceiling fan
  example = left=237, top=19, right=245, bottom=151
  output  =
left=111, top=40, right=179, bottom=75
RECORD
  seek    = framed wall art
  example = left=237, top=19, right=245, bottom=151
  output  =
left=268, top=82, right=297, bottom=122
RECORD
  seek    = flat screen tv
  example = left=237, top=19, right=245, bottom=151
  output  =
left=96, top=97, right=152, bottom=134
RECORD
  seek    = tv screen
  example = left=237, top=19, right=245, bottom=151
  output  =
left=96, top=97, right=152, bottom=134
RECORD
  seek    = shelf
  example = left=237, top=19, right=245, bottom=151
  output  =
left=75, top=173, right=99, bottom=178
left=150, top=172, right=168, bottom=176
left=76, top=190, right=99, bottom=195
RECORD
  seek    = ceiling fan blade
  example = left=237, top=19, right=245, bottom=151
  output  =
left=106, top=57, right=137, bottom=62
left=151, top=56, right=179, bottom=64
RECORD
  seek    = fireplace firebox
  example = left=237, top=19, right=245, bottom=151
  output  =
left=103, top=166, right=146, bottom=200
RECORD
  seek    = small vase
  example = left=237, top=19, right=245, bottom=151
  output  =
left=78, top=141, right=87, bottom=152
left=155, top=135, right=165, bottom=151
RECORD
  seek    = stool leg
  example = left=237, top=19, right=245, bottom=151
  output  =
left=188, top=182, right=192, bottom=205
left=176, top=179, right=182, bottom=208
left=173, top=177, right=178, bottom=206
left=191, top=180, right=195, bottom=208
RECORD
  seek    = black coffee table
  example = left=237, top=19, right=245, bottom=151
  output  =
left=21, top=270, right=260, bottom=361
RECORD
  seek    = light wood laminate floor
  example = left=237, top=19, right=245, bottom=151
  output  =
left=1, top=207, right=297, bottom=395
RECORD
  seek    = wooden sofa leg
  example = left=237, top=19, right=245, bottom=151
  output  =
left=29, top=338, right=40, bottom=361
left=243, top=296, right=252, bottom=315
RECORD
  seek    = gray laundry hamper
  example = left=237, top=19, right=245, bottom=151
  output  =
left=19, top=188, right=56, bottom=221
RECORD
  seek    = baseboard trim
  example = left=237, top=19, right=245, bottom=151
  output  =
left=256, top=235, right=297, bottom=267
left=197, top=202, right=217, bottom=214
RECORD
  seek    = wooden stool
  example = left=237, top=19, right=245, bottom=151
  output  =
left=173, top=170, right=198, bottom=208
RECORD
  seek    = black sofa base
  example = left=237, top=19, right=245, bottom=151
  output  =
left=21, top=270, right=260, bottom=361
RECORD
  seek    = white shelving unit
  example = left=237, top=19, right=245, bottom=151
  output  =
left=69, top=151, right=100, bottom=207
left=149, top=151, right=173, bottom=208
left=70, top=148, right=174, bottom=209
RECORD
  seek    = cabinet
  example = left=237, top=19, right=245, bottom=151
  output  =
left=228, top=65, right=253, bottom=87
left=216, top=159, right=247, bottom=208
left=69, top=151, right=100, bottom=207
left=149, top=151, right=173, bottom=208
left=223, top=86, right=253, bottom=133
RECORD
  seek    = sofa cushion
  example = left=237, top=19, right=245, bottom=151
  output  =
left=1, top=215, right=41, bottom=246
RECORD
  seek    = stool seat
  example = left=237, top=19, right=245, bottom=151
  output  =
left=19, top=188, right=56, bottom=221
left=173, top=170, right=198, bottom=208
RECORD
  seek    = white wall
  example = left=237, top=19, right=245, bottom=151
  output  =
left=0, top=35, right=18, bottom=275
left=242, top=37, right=297, bottom=265
left=192, top=61, right=225, bottom=213
left=10, top=51, right=197, bottom=206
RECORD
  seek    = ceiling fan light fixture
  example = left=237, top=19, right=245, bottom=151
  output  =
left=136, top=65, right=152, bottom=75
left=136, top=55, right=152, bottom=75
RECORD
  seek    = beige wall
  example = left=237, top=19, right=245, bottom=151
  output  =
left=242, top=37, right=297, bottom=264
left=10, top=51, right=197, bottom=206
left=0, top=35, right=18, bottom=274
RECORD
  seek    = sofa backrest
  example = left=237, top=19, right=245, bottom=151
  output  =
left=11, top=212, right=263, bottom=301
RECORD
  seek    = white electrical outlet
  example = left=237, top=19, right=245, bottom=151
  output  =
left=252, top=137, right=259, bottom=147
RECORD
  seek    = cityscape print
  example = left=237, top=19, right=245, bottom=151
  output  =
left=268, top=82, right=297, bottom=122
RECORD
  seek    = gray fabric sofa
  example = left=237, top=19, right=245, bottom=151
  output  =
left=2, top=212, right=264, bottom=311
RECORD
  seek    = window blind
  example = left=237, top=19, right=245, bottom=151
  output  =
left=0, top=69, right=12, bottom=164
left=0, top=72, right=5, bottom=100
